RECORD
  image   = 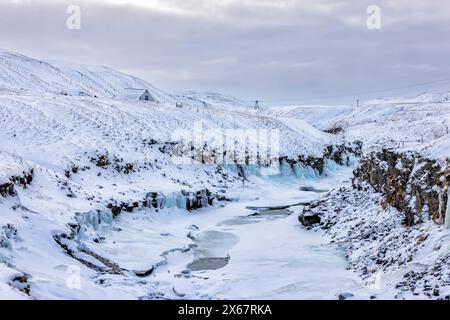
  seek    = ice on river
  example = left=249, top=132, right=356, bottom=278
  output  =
left=85, top=167, right=370, bottom=299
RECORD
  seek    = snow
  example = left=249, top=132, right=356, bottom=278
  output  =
left=262, top=105, right=354, bottom=130
left=261, top=92, right=450, bottom=161
left=0, top=264, right=29, bottom=299
left=310, top=185, right=450, bottom=299
left=2, top=47, right=450, bottom=300
left=99, top=169, right=370, bottom=299
left=0, top=49, right=173, bottom=102
left=1, top=155, right=369, bottom=299
left=175, top=91, right=252, bottom=111
left=330, top=93, right=450, bottom=157
left=0, top=152, right=30, bottom=183
left=0, top=49, right=355, bottom=299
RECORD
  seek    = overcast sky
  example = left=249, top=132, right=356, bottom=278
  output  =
left=1, top=0, right=450, bottom=104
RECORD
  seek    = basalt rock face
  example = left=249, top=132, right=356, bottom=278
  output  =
left=353, top=149, right=450, bottom=226
left=146, top=189, right=218, bottom=212
left=281, top=141, right=363, bottom=175
left=299, top=153, right=450, bottom=298
left=324, top=142, right=363, bottom=166
left=105, top=189, right=224, bottom=219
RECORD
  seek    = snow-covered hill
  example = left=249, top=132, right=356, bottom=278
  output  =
left=0, top=49, right=340, bottom=162
left=261, top=92, right=450, bottom=161
left=175, top=91, right=252, bottom=110
left=0, top=49, right=174, bottom=102
left=329, top=92, right=450, bottom=156
left=262, top=105, right=354, bottom=130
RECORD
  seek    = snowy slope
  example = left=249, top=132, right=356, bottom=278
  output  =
left=262, top=105, right=354, bottom=130
left=175, top=91, right=252, bottom=110
left=0, top=94, right=336, bottom=165
left=0, top=49, right=173, bottom=102
left=0, top=49, right=340, bottom=193
left=326, top=92, right=450, bottom=157
left=50, top=60, right=174, bottom=102
left=262, top=92, right=450, bottom=160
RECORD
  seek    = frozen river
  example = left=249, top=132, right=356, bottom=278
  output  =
left=87, top=167, right=369, bottom=299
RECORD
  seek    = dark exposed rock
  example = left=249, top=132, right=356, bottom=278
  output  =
left=94, top=154, right=110, bottom=168
left=298, top=213, right=321, bottom=228
left=1, top=169, right=34, bottom=197
left=323, top=127, right=344, bottom=135
left=353, top=149, right=450, bottom=226
left=53, top=232, right=122, bottom=274
left=104, top=189, right=223, bottom=220
left=10, top=273, right=31, bottom=295
left=107, top=203, right=122, bottom=217
left=301, top=148, right=450, bottom=299
left=113, top=158, right=135, bottom=174
left=0, top=182, right=16, bottom=197
left=122, top=163, right=134, bottom=174
left=10, top=169, right=33, bottom=188
left=64, top=164, right=90, bottom=178
left=280, top=141, right=363, bottom=175
left=338, top=292, right=354, bottom=300
left=300, top=186, right=328, bottom=193
left=182, top=189, right=215, bottom=211
left=134, top=267, right=155, bottom=278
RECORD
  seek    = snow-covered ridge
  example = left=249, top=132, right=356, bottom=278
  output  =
left=259, top=91, right=450, bottom=161
left=262, top=105, right=354, bottom=130
left=175, top=91, right=252, bottom=110
left=329, top=92, right=450, bottom=157
left=0, top=49, right=173, bottom=102
left=0, top=49, right=343, bottom=161
left=0, top=49, right=256, bottom=110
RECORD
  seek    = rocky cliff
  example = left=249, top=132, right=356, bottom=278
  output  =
left=299, top=149, right=450, bottom=299
left=353, top=149, right=450, bottom=226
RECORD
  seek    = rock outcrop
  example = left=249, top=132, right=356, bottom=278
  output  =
left=0, top=182, right=15, bottom=197
left=280, top=141, right=363, bottom=176
left=298, top=213, right=321, bottom=229
left=352, top=149, right=450, bottom=226
left=0, top=169, right=34, bottom=197
left=299, top=149, right=450, bottom=299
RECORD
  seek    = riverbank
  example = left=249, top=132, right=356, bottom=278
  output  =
left=79, top=166, right=375, bottom=299
left=301, top=150, right=450, bottom=299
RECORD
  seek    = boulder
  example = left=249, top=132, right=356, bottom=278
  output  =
left=0, top=182, right=16, bottom=197
left=338, top=292, right=354, bottom=300
left=298, top=213, right=321, bottom=228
